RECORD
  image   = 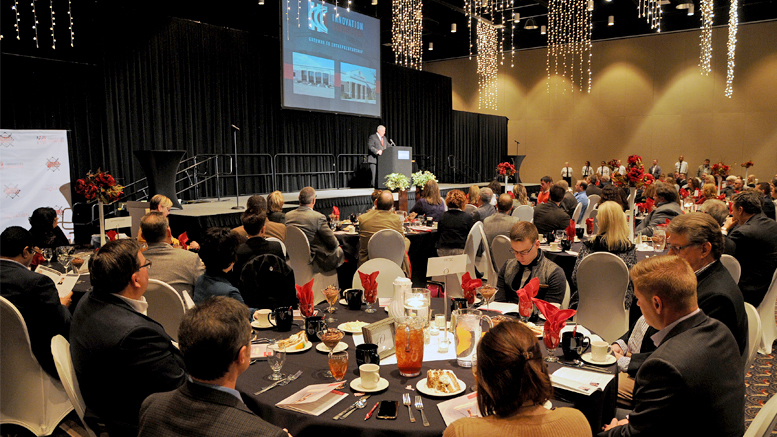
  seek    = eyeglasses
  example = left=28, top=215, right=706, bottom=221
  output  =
left=509, top=246, right=535, bottom=257
left=139, top=260, right=152, bottom=270
left=667, top=243, right=698, bottom=253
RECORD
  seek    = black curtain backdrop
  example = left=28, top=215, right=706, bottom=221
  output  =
left=1, top=17, right=507, bottom=202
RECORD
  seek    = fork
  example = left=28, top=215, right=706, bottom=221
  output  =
left=415, top=395, right=429, bottom=427
left=278, top=370, right=303, bottom=386
left=403, top=393, right=416, bottom=422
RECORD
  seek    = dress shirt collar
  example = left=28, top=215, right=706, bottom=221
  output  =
left=694, top=260, right=715, bottom=276
left=188, top=376, right=242, bottom=401
left=115, top=294, right=149, bottom=316
left=651, top=308, right=701, bottom=347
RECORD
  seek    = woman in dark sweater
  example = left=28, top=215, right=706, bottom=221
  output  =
left=436, top=190, right=475, bottom=256
left=410, top=179, right=445, bottom=222
left=29, top=207, right=69, bottom=248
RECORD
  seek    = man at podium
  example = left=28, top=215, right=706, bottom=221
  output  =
left=366, top=125, right=388, bottom=188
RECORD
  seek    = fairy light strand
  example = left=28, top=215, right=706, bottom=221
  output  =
left=638, top=0, right=662, bottom=31
left=477, top=20, right=498, bottom=109
left=699, top=0, right=713, bottom=74
left=725, top=0, right=738, bottom=97
left=392, top=0, right=423, bottom=70
left=49, top=0, right=55, bottom=49
left=31, top=0, right=39, bottom=48
left=68, top=0, right=74, bottom=46
left=547, top=0, right=592, bottom=93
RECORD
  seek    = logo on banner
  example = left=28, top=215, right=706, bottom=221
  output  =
left=54, top=205, right=65, bottom=217
left=308, top=3, right=328, bottom=33
left=46, top=157, right=61, bottom=172
left=0, top=132, right=13, bottom=148
left=4, top=185, right=21, bottom=199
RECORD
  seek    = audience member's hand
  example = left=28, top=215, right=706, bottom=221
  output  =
left=377, top=150, right=383, bottom=156
left=612, top=343, right=624, bottom=359
left=188, top=241, right=200, bottom=250
left=723, top=216, right=737, bottom=231
left=602, top=418, right=628, bottom=431
left=284, top=428, right=293, bottom=437
left=60, top=291, right=73, bottom=308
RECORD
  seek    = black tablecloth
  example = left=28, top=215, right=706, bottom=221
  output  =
left=236, top=299, right=616, bottom=437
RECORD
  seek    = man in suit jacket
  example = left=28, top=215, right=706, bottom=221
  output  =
left=358, top=190, right=409, bottom=266
left=483, top=194, right=519, bottom=247
left=366, top=125, right=388, bottom=188
left=0, top=226, right=72, bottom=379
left=472, top=188, right=496, bottom=222
left=556, top=181, right=579, bottom=219
left=141, top=212, right=204, bottom=305
left=758, top=182, right=776, bottom=220
left=70, top=240, right=186, bottom=437
left=601, top=256, right=744, bottom=437
left=139, top=297, right=288, bottom=437
left=633, top=182, right=682, bottom=237
left=285, top=187, right=345, bottom=271
left=533, top=185, right=571, bottom=235
left=586, top=175, right=603, bottom=197
left=723, top=190, right=777, bottom=306
left=647, top=159, right=661, bottom=179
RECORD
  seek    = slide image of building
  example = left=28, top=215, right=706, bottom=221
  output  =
left=340, top=63, right=376, bottom=104
left=292, top=52, right=335, bottom=99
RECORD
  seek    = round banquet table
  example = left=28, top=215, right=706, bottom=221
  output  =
left=236, top=298, right=617, bottom=437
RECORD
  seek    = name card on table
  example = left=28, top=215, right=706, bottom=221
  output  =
left=426, top=254, right=467, bottom=277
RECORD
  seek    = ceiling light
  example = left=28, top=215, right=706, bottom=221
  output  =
left=676, top=0, right=693, bottom=9
left=541, top=25, right=546, bottom=34
left=608, top=15, right=614, bottom=25
left=258, top=0, right=264, bottom=4
left=513, top=12, right=520, bottom=20
left=451, top=23, right=457, bottom=33
left=588, top=0, right=594, bottom=11
left=687, top=4, right=694, bottom=14
left=429, top=42, right=434, bottom=50
left=524, top=18, right=538, bottom=30
left=658, top=0, right=670, bottom=4
left=372, top=0, right=378, bottom=4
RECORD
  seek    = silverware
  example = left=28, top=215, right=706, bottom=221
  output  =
left=334, top=395, right=371, bottom=420
left=559, top=360, right=612, bottom=374
left=278, top=370, right=303, bottom=386
left=254, top=370, right=302, bottom=395
left=403, top=393, right=416, bottom=422
left=415, top=395, right=429, bottom=427
left=341, top=395, right=371, bottom=419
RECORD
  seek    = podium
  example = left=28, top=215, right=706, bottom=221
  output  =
left=377, top=146, right=412, bottom=189
left=133, top=150, right=185, bottom=209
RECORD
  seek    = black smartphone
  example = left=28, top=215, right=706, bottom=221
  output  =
left=376, top=400, right=398, bottom=420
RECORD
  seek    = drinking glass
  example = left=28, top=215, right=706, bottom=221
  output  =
left=267, top=341, right=286, bottom=381
left=56, top=246, right=71, bottom=272
left=328, top=351, right=349, bottom=382
left=395, top=317, right=424, bottom=377
left=543, top=324, right=561, bottom=362
left=317, top=328, right=344, bottom=378
left=41, top=248, right=53, bottom=266
left=653, top=228, right=666, bottom=253
left=554, top=230, right=566, bottom=242
left=477, top=285, right=497, bottom=311
left=322, top=287, right=340, bottom=323
left=364, top=287, right=378, bottom=314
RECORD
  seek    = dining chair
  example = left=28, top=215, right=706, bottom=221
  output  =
left=744, top=393, right=777, bottom=437
left=351, top=258, right=406, bottom=300
left=511, top=205, right=534, bottom=222
left=145, top=279, right=187, bottom=342
left=757, top=269, right=777, bottom=354
left=368, top=229, right=405, bottom=267
left=491, top=235, right=513, bottom=274
left=266, top=236, right=288, bottom=258
left=477, top=224, right=497, bottom=284
left=561, top=280, right=571, bottom=310
left=720, top=254, right=742, bottom=283
left=575, top=252, right=630, bottom=343
left=286, top=225, right=339, bottom=305
left=744, top=302, right=762, bottom=376
left=432, top=222, right=484, bottom=299
left=0, top=297, right=73, bottom=436
left=589, top=209, right=599, bottom=235
left=51, top=335, right=98, bottom=437
left=571, top=203, right=583, bottom=224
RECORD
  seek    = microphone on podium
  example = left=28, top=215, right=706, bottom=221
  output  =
left=389, top=139, right=396, bottom=147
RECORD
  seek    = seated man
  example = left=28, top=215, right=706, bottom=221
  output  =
left=483, top=194, right=519, bottom=247
left=536, top=176, right=552, bottom=204
left=232, top=195, right=287, bottom=243
left=231, top=211, right=285, bottom=285
left=0, top=226, right=72, bottom=379
left=139, top=296, right=289, bottom=437
left=574, top=180, right=589, bottom=222
left=358, top=190, right=409, bottom=266
left=586, top=175, right=602, bottom=196
left=721, top=175, right=738, bottom=197
left=494, top=222, right=566, bottom=305
left=556, top=181, right=578, bottom=219
left=757, top=182, right=776, bottom=220
left=70, top=240, right=186, bottom=437
left=601, top=256, right=744, bottom=437
left=472, top=188, right=496, bottom=222
left=141, top=211, right=204, bottom=305
left=723, top=190, right=777, bottom=306
left=285, top=186, right=344, bottom=271
left=533, top=185, right=571, bottom=235
left=633, top=182, right=682, bottom=237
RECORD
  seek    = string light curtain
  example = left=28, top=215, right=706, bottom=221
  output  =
left=476, top=20, right=498, bottom=109
left=4, top=0, right=74, bottom=47
left=546, top=0, right=593, bottom=92
left=699, top=0, right=713, bottom=74
left=724, top=0, right=738, bottom=97
left=638, top=0, right=662, bottom=31
left=392, top=0, right=423, bottom=70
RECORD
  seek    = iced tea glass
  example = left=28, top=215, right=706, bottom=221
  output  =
left=328, top=351, right=349, bottom=382
left=395, top=316, right=425, bottom=377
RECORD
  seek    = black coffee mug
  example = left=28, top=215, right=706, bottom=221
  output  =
left=561, top=331, right=591, bottom=360
left=270, top=307, right=294, bottom=332
left=356, top=343, right=380, bottom=366
left=451, top=298, right=469, bottom=312
left=305, top=315, right=326, bottom=342
left=344, top=288, right=363, bottom=310
left=426, top=217, right=434, bottom=227
left=575, top=227, right=585, bottom=239
left=545, top=232, right=556, bottom=243
left=560, top=239, right=572, bottom=251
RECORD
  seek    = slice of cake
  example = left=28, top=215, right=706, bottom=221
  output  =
left=426, top=369, right=461, bottom=393
left=276, top=331, right=308, bottom=351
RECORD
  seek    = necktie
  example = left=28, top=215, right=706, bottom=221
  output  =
left=380, top=136, right=384, bottom=147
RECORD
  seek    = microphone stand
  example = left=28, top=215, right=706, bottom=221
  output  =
left=231, top=124, right=244, bottom=210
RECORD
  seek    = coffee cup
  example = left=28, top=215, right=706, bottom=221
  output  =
left=344, top=288, right=363, bottom=310
left=550, top=241, right=560, bottom=251
left=575, top=226, right=585, bottom=239
left=590, top=340, right=613, bottom=362
left=305, top=315, right=326, bottom=342
left=561, top=331, right=591, bottom=360
left=254, top=309, right=272, bottom=327
left=451, top=298, right=469, bottom=312
left=270, top=307, right=293, bottom=332
left=359, top=363, right=380, bottom=390
left=545, top=232, right=556, bottom=243
left=356, top=343, right=380, bottom=367
left=560, top=239, right=572, bottom=251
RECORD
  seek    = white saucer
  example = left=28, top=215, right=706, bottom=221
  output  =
left=350, top=377, right=389, bottom=393
left=580, top=352, right=617, bottom=366
left=338, top=322, right=370, bottom=334
left=251, top=320, right=273, bottom=329
left=316, top=341, right=348, bottom=353
left=416, top=377, right=466, bottom=397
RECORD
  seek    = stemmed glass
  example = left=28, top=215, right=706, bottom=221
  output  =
left=267, top=340, right=287, bottom=381
left=478, top=285, right=497, bottom=311
left=322, top=286, right=340, bottom=324
left=364, top=288, right=378, bottom=314
left=41, top=248, right=53, bottom=266
left=317, top=328, right=344, bottom=378
left=56, top=246, right=71, bottom=272
left=543, top=324, right=561, bottom=363
left=328, top=351, right=348, bottom=382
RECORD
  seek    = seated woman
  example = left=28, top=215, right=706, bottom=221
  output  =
left=267, top=191, right=286, bottom=224
left=29, top=207, right=69, bottom=248
left=436, top=190, right=474, bottom=256
left=443, top=321, right=591, bottom=437
left=409, top=179, right=445, bottom=222
left=598, top=184, right=628, bottom=211
left=512, top=183, right=530, bottom=207
left=467, top=185, right=480, bottom=207
left=571, top=201, right=638, bottom=316
left=139, top=194, right=199, bottom=249
left=698, top=183, right=718, bottom=204
left=487, top=180, right=502, bottom=205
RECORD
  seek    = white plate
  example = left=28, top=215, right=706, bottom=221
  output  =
left=338, top=322, right=370, bottom=334
left=251, top=320, right=273, bottom=329
left=350, top=377, right=389, bottom=393
left=416, top=377, right=466, bottom=397
left=339, top=298, right=348, bottom=305
left=316, top=341, right=348, bottom=353
left=580, top=351, right=617, bottom=366
left=284, top=341, right=313, bottom=354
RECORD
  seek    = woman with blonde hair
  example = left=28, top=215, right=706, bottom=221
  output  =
left=512, top=183, right=529, bottom=207
left=443, top=322, right=591, bottom=437
left=139, top=194, right=199, bottom=249
left=409, top=179, right=445, bottom=221
left=467, top=185, right=480, bottom=206
left=699, top=183, right=718, bottom=203
left=267, top=191, right=286, bottom=224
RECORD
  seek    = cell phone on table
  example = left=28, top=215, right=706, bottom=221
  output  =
left=376, top=400, right=398, bottom=420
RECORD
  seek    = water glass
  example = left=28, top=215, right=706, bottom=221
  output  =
left=267, top=341, right=286, bottom=381
left=41, top=248, right=53, bottom=265
left=653, top=228, right=666, bottom=253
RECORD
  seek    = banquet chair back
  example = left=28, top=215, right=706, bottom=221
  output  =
left=464, top=222, right=484, bottom=278
left=757, top=269, right=777, bottom=354
left=511, top=205, right=534, bottom=222
left=589, top=209, right=599, bottom=235
left=491, top=235, right=513, bottom=274
left=571, top=203, right=583, bottom=224
left=562, top=280, right=571, bottom=310
left=145, top=279, right=187, bottom=342
left=368, top=229, right=405, bottom=267
left=465, top=204, right=477, bottom=214
left=0, top=297, right=73, bottom=436
left=50, top=335, right=98, bottom=437
left=586, top=194, right=601, bottom=210
left=351, top=258, right=406, bottom=300
left=744, top=302, right=762, bottom=376
left=744, top=393, right=777, bottom=437
left=266, top=237, right=287, bottom=258
left=720, top=254, right=742, bottom=283
left=575, top=252, right=630, bottom=343
left=286, top=225, right=339, bottom=305
left=477, top=225, right=497, bottom=284
left=239, top=254, right=298, bottom=310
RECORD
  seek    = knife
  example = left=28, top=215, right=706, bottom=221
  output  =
left=255, top=374, right=292, bottom=395
left=333, top=395, right=371, bottom=420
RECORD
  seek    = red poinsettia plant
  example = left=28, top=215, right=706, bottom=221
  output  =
left=496, top=162, right=516, bottom=177
left=75, top=168, right=124, bottom=203
left=741, top=160, right=754, bottom=168
left=612, top=155, right=653, bottom=188
left=711, top=162, right=729, bottom=177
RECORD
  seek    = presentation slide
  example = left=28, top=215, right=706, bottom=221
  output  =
left=282, top=3, right=381, bottom=118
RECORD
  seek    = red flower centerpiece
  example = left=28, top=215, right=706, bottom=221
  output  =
left=741, top=160, right=754, bottom=169
left=75, top=168, right=124, bottom=203
left=711, top=162, right=729, bottom=178
left=612, top=155, right=653, bottom=189
left=496, top=162, right=516, bottom=177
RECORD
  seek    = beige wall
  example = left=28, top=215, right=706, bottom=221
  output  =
left=426, top=21, right=777, bottom=184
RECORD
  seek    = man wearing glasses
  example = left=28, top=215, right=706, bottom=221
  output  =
left=70, top=239, right=186, bottom=437
left=494, top=222, right=566, bottom=305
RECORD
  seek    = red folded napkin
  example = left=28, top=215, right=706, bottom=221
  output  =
left=178, top=231, right=189, bottom=249
left=679, top=188, right=689, bottom=198
left=517, top=277, right=539, bottom=317
left=565, top=220, right=575, bottom=242
left=31, top=252, right=45, bottom=269
left=332, top=206, right=340, bottom=219
left=359, top=270, right=379, bottom=304
left=645, top=197, right=654, bottom=211
left=460, top=272, right=482, bottom=305
left=107, top=230, right=118, bottom=242
left=296, top=278, right=315, bottom=317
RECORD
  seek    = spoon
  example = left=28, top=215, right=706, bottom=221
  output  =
left=341, top=396, right=371, bottom=419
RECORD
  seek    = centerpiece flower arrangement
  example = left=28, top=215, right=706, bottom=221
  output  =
left=496, top=162, right=516, bottom=177
left=611, top=155, right=654, bottom=188
left=607, top=159, right=620, bottom=172
left=741, top=160, right=754, bottom=169
left=411, top=171, right=437, bottom=188
left=711, top=162, right=730, bottom=177
left=384, top=173, right=410, bottom=191
left=74, top=168, right=124, bottom=203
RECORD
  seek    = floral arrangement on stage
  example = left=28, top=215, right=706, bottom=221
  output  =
left=741, top=160, right=754, bottom=168
left=711, top=162, right=730, bottom=177
left=607, top=159, right=619, bottom=172
left=612, top=155, right=654, bottom=188
left=75, top=168, right=124, bottom=203
left=496, top=162, right=516, bottom=177
left=411, top=171, right=437, bottom=188
left=384, top=173, right=410, bottom=191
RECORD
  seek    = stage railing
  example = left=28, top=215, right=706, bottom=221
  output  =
left=273, top=153, right=337, bottom=193
left=336, top=153, right=366, bottom=188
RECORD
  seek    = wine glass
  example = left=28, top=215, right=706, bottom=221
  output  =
left=267, top=340, right=287, bottom=381
left=317, top=328, right=344, bottom=378
left=478, top=285, right=497, bottom=311
left=364, top=288, right=378, bottom=314
left=56, top=246, right=71, bottom=272
left=543, top=324, right=561, bottom=363
left=328, top=351, right=348, bottom=382
left=41, top=248, right=53, bottom=266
